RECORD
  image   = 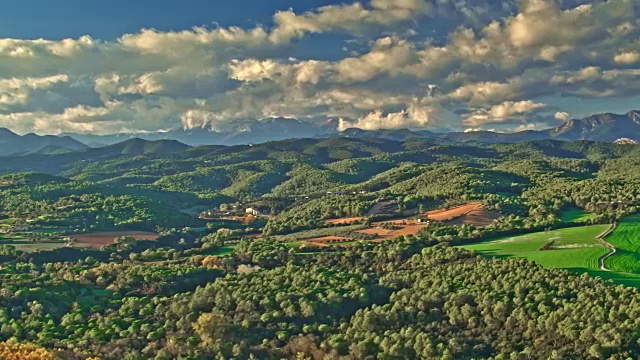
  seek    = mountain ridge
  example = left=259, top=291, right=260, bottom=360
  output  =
left=3, top=110, right=640, bottom=154
left=0, top=130, right=88, bottom=156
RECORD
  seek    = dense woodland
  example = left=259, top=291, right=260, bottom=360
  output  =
left=0, top=138, right=640, bottom=358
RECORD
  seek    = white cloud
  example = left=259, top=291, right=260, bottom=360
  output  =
left=512, top=123, right=540, bottom=132
left=449, top=81, right=519, bottom=105
left=462, top=100, right=547, bottom=127
left=268, top=0, right=430, bottom=43
left=335, top=37, right=418, bottom=83
left=555, top=112, right=571, bottom=121
left=614, top=51, right=640, bottom=64
left=0, top=0, right=638, bottom=134
left=0, top=75, right=69, bottom=106
left=338, top=105, right=436, bottom=131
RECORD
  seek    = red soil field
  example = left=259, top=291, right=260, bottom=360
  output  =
left=358, top=228, right=394, bottom=236
left=324, top=217, right=365, bottom=225
left=424, top=202, right=483, bottom=221
left=71, top=231, right=159, bottom=249
left=372, top=218, right=421, bottom=226
left=445, top=209, right=500, bottom=227
left=357, top=223, right=427, bottom=241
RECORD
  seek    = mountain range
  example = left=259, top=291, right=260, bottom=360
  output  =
left=2, top=110, right=640, bottom=156
left=0, top=128, right=88, bottom=156
left=59, top=117, right=339, bottom=147
left=341, top=110, right=640, bottom=143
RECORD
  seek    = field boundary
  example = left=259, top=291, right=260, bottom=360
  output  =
left=597, top=223, right=617, bottom=272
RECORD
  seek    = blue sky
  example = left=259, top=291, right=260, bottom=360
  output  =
left=0, top=0, right=638, bottom=134
left=0, top=0, right=332, bottom=40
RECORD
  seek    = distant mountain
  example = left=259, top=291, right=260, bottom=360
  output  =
left=549, top=111, right=640, bottom=141
left=340, top=128, right=430, bottom=142
left=40, top=109, right=640, bottom=148
left=342, top=110, right=640, bottom=144
left=62, top=118, right=339, bottom=147
left=0, top=128, right=88, bottom=156
left=102, top=138, right=190, bottom=155
left=0, top=138, right=189, bottom=175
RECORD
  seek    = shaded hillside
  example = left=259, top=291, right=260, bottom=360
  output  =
left=0, top=128, right=88, bottom=156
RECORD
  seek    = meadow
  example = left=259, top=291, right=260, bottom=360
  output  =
left=460, top=225, right=640, bottom=287
left=560, top=208, right=597, bottom=223
left=604, top=214, right=640, bottom=273
left=0, top=238, right=64, bottom=252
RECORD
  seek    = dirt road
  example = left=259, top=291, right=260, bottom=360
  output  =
left=597, top=223, right=617, bottom=271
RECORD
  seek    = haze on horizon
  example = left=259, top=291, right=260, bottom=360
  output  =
left=0, top=0, right=639, bottom=135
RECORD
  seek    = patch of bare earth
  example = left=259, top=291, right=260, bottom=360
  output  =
left=357, top=222, right=427, bottom=241
left=71, top=231, right=159, bottom=249
left=424, top=202, right=483, bottom=221
left=324, top=217, right=365, bottom=225
left=445, top=208, right=500, bottom=227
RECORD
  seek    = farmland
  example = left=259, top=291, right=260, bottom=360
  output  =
left=460, top=225, right=640, bottom=287
left=324, top=217, right=365, bottom=225
left=603, top=215, right=640, bottom=273
left=0, top=238, right=65, bottom=252
left=70, top=231, right=159, bottom=249
left=357, top=222, right=427, bottom=241
left=424, top=202, right=483, bottom=221
left=445, top=207, right=500, bottom=227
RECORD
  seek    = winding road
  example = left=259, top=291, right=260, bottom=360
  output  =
left=597, top=223, right=617, bottom=272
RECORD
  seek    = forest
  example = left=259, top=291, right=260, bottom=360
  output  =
left=0, top=137, right=640, bottom=359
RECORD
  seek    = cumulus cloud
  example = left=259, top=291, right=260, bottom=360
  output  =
left=0, top=0, right=638, bottom=134
left=269, top=0, right=431, bottom=43
left=462, top=101, right=547, bottom=126
left=614, top=51, right=640, bottom=64
left=0, top=75, right=69, bottom=107
left=555, top=112, right=571, bottom=121
left=338, top=105, right=436, bottom=131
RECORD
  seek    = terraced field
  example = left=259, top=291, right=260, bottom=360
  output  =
left=604, top=215, right=640, bottom=273
left=461, top=225, right=640, bottom=287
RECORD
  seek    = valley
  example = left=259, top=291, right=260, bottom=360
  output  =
left=4, top=0, right=640, bottom=357
left=1, top=136, right=640, bottom=359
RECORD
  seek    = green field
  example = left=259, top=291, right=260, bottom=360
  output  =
left=561, top=208, right=596, bottom=223
left=604, top=215, right=640, bottom=273
left=0, top=239, right=65, bottom=252
left=460, top=225, right=640, bottom=287
left=208, top=245, right=236, bottom=256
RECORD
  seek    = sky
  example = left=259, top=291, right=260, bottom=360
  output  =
left=0, top=0, right=639, bottom=135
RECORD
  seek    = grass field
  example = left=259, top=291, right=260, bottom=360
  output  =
left=604, top=215, right=640, bottom=273
left=274, top=224, right=368, bottom=242
left=210, top=245, right=236, bottom=256
left=561, top=208, right=596, bottom=223
left=0, top=239, right=64, bottom=252
left=460, top=225, right=640, bottom=287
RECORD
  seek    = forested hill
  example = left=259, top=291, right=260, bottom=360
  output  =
left=1, top=136, right=640, bottom=358
left=1, top=137, right=640, bottom=234
left=1, top=136, right=639, bottom=177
